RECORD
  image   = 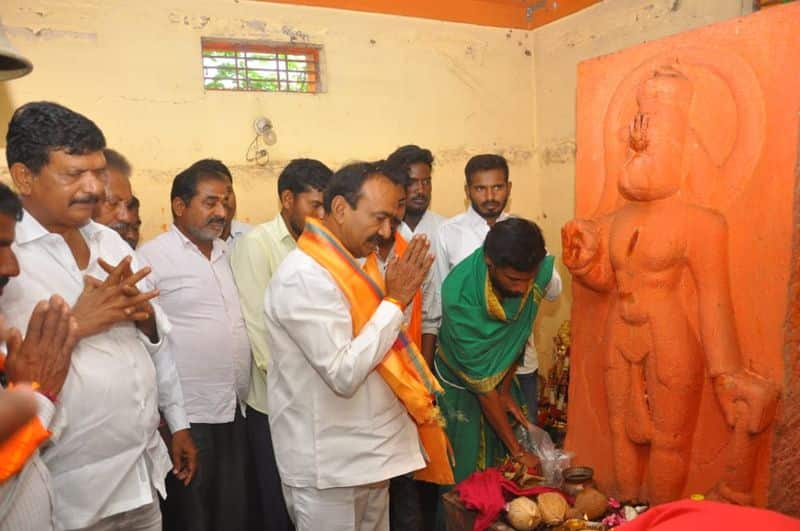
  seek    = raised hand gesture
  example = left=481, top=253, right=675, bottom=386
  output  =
left=4, top=295, right=78, bottom=399
left=71, top=256, right=159, bottom=339
left=385, top=235, right=433, bottom=308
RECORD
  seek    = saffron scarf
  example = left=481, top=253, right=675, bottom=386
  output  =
left=438, top=248, right=555, bottom=394
left=298, top=218, right=454, bottom=484
left=435, top=248, right=554, bottom=484
left=362, top=232, right=423, bottom=348
left=0, top=356, right=50, bottom=483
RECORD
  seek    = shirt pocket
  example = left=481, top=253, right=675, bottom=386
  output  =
left=156, top=273, right=203, bottom=315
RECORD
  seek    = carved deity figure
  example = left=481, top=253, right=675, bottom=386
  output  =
left=561, top=65, right=779, bottom=505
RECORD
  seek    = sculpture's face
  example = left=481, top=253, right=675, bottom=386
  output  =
left=619, top=70, right=692, bottom=202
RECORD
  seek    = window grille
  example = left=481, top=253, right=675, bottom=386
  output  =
left=202, top=38, right=320, bottom=93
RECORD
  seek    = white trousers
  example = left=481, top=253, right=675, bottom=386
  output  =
left=282, top=481, right=390, bottom=531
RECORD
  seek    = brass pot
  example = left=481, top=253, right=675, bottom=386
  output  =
left=561, top=466, right=596, bottom=497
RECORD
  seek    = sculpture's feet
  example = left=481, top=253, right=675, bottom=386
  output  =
left=706, top=482, right=753, bottom=506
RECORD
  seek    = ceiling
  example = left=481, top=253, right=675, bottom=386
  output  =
left=256, top=0, right=602, bottom=30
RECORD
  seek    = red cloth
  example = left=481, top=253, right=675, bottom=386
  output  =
left=617, top=500, right=800, bottom=531
left=454, top=468, right=566, bottom=531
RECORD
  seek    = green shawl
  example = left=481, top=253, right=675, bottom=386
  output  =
left=437, top=248, right=555, bottom=394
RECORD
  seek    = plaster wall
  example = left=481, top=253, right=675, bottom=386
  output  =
left=0, top=0, right=537, bottom=237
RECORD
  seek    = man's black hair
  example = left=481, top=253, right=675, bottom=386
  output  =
left=171, top=163, right=230, bottom=207
left=103, top=148, right=132, bottom=177
left=6, top=101, right=106, bottom=173
left=0, top=183, right=23, bottom=222
left=278, top=159, right=333, bottom=196
left=464, top=154, right=509, bottom=185
left=323, top=160, right=405, bottom=213
left=386, top=145, right=434, bottom=172
left=188, top=158, right=233, bottom=181
left=484, top=218, right=546, bottom=272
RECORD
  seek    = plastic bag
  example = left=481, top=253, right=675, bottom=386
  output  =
left=515, top=423, right=574, bottom=487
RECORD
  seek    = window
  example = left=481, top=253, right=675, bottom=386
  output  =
left=201, top=38, right=321, bottom=93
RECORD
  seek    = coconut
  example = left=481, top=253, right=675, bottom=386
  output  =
left=506, top=496, right=541, bottom=530
left=572, top=487, right=608, bottom=520
left=537, top=492, right=568, bottom=525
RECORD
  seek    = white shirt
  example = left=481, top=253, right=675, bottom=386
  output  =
left=409, top=209, right=445, bottom=242
left=434, top=206, right=510, bottom=281
left=433, top=206, right=562, bottom=372
left=1, top=213, right=181, bottom=530
left=265, top=249, right=424, bottom=489
left=409, top=211, right=445, bottom=334
left=138, top=225, right=252, bottom=424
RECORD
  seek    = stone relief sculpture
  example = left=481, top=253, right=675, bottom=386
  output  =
left=561, top=65, right=779, bottom=505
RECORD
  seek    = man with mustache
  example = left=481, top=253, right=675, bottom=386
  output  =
left=137, top=164, right=252, bottom=531
left=264, top=161, right=451, bottom=531
left=3, top=101, right=194, bottom=530
left=434, top=154, right=512, bottom=277
left=187, top=159, right=252, bottom=246
left=433, top=154, right=561, bottom=425
left=359, top=164, right=432, bottom=531
left=386, top=145, right=444, bottom=239
left=92, top=148, right=137, bottom=244
left=231, top=158, right=332, bottom=531
left=434, top=219, right=554, bottom=522
left=386, top=146, right=443, bottom=369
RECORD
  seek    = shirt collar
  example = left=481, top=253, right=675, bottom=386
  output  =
left=17, top=209, right=105, bottom=245
left=170, top=223, right=227, bottom=259
left=275, top=213, right=295, bottom=244
left=465, top=205, right=508, bottom=228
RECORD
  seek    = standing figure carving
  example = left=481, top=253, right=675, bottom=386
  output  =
left=561, top=65, right=779, bottom=505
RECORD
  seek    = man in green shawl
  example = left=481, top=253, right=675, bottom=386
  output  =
left=435, top=218, right=555, bottom=491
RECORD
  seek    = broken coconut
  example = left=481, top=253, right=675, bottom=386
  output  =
left=537, top=492, right=568, bottom=525
left=506, top=496, right=541, bottom=530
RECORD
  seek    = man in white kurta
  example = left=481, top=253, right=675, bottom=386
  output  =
left=3, top=101, right=191, bottom=531
left=264, top=162, right=432, bottom=531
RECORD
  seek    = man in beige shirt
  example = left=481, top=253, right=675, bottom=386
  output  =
left=231, top=159, right=332, bottom=530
